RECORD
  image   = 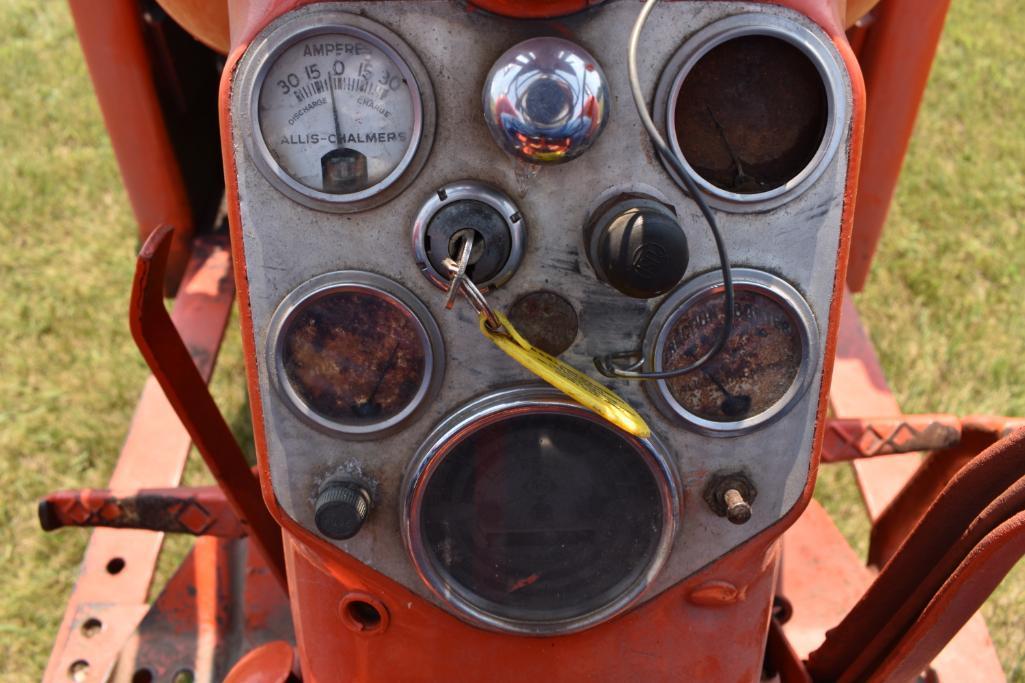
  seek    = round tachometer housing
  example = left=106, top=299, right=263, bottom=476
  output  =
left=402, top=386, right=680, bottom=635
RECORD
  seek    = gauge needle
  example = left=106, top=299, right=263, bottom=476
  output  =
left=351, top=343, right=400, bottom=418
left=329, top=72, right=344, bottom=145
left=321, top=75, right=369, bottom=193
left=701, top=367, right=752, bottom=418
left=706, top=105, right=758, bottom=191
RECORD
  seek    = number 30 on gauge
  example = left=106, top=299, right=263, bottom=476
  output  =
left=239, top=7, right=436, bottom=212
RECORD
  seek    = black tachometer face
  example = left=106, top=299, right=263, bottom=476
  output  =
left=419, top=412, right=664, bottom=623
left=661, top=288, right=803, bottom=423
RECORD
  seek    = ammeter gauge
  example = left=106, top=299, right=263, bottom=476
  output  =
left=240, top=8, right=435, bottom=211
left=267, top=272, right=444, bottom=438
left=644, top=269, right=819, bottom=436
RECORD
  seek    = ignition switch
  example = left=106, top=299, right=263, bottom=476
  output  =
left=413, top=181, right=526, bottom=291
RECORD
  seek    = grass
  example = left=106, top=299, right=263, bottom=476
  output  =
left=0, top=0, right=1022, bottom=680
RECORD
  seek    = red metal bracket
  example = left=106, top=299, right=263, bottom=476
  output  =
left=821, top=415, right=961, bottom=462
left=40, top=485, right=245, bottom=538
left=130, top=225, right=286, bottom=589
left=44, top=232, right=237, bottom=683
left=113, top=535, right=293, bottom=681
left=806, top=427, right=1025, bottom=681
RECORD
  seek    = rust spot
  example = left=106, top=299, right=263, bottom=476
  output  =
left=282, top=292, right=426, bottom=423
left=673, top=35, right=828, bottom=193
left=688, top=580, right=747, bottom=606
left=905, top=422, right=960, bottom=452
left=663, top=288, right=802, bottom=422
left=507, top=291, right=579, bottom=357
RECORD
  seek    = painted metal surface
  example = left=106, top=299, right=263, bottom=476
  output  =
left=806, top=428, right=1025, bottom=681
left=227, top=0, right=855, bottom=609
left=39, top=485, right=246, bottom=538
left=846, top=0, right=954, bottom=291
left=831, top=292, right=923, bottom=520
left=112, top=536, right=293, bottom=683
left=54, top=0, right=1023, bottom=681
left=868, top=508, right=1025, bottom=683
left=282, top=530, right=781, bottom=681
left=869, top=416, right=1025, bottom=567
left=217, top=0, right=867, bottom=679
left=826, top=295, right=1006, bottom=681
left=821, top=415, right=961, bottom=462
left=43, top=234, right=236, bottom=682
left=130, top=226, right=287, bottom=589
left=225, top=641, right=299, bottom=683
left=68, top=0, right=195, bottom=291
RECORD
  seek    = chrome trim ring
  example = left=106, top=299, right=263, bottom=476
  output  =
left=653, top=12, right=848, bottom=213
left=412, top=181, right=526, bottom=291
left=643, top=268, right=820, bottom=436
left=238, top=6, right=436, bottom=213
left=266, top=271, right=444, bottom=439
left=401, top=386, right=681, bottom=635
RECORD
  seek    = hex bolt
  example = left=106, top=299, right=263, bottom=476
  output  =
left=704, top=473, right=757, bottom=525
left=723, top=488, right=752, bottom=524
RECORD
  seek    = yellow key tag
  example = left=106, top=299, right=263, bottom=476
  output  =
left=480, top=310, right=652, bottom=438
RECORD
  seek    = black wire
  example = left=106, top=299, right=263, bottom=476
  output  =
left=594, top=0, right=735, bottom=381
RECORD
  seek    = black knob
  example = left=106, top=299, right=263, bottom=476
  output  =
left=314, top=481, right=371, bottom=540
left=588, top=197, right=689, bottom=299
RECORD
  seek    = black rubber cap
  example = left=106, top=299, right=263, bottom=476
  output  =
left=592, top=201, right=689, bottom=299
left=314, top=482, right=371, bottom=540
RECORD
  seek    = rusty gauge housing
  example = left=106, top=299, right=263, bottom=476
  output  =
left=402, top=387, right=680, bottom=635
left=266, top=272, right=444, bottom=438
left=237, top=6, right=436, bottom=212
left=654, top=13, right=847, bottom=212
left=644, top=269, right=819, bottom=436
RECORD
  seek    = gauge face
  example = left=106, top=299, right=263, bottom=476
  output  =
left=404, top=389, right=680, bottom=633
left=654, top=14, right=846, bottom=211
left=649, top=270, right=818, bottom=435
left=672, top=35, right=827, bottom=194
left=270, top=275, right=441, bottom=437
left=245, top=12, right=434, bottom=210
left=415, top=410, right=666, bottom=628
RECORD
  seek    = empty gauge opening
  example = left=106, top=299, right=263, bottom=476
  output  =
left=657, top=14, right=847, bottom=211
left=674, top=35, right=826, bottom=193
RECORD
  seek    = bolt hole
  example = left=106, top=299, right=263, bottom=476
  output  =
left=81, top=618, right=102, bottom=638
left=106, top=557, right=126, bottom=575
left=171, top=669, right=195, bottom=683
left=68, top=660, right=89, bottom=682
left=131, top=668, right=154, bottom=683
left=347, top=600, right=382, bottom=630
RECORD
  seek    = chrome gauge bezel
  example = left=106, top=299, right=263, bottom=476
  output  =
left=401, top=386, right=681, bottom=636
left=643, top=269, right=820, bottom=437
left=653, top=12, right=847, bottom=213
left=412, top=181, right=526, bottom=292
left=238, top=6, right=436, bottom=213
left=266, top=271, right=444, bottom=439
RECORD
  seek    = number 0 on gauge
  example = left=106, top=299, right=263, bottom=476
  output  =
left=240, top=7, right=436, bottom=212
